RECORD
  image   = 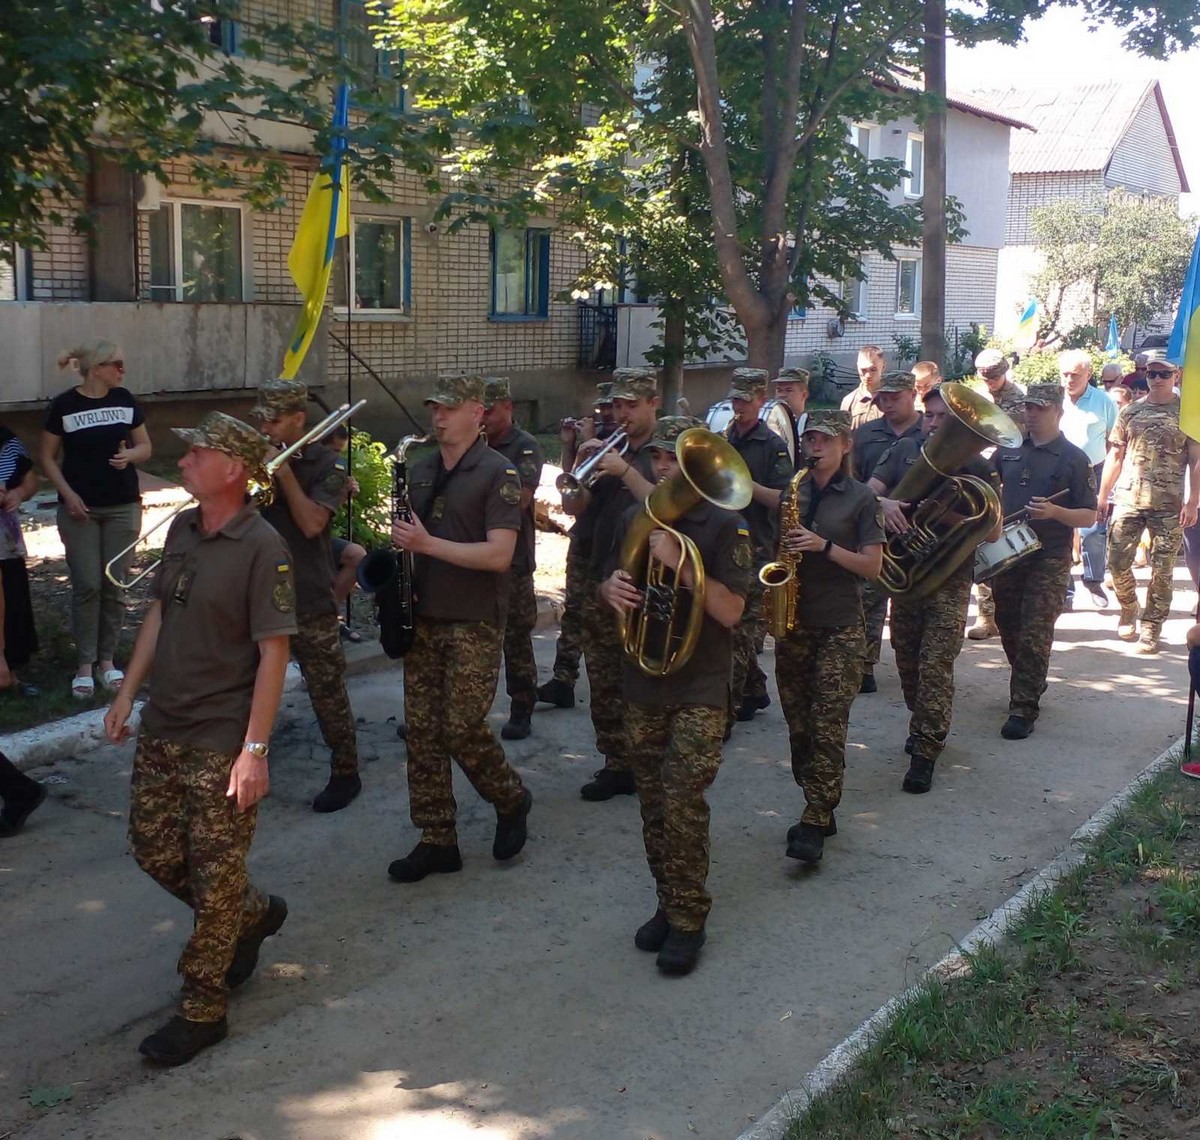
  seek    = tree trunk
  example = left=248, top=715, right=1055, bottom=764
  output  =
left=742, top=301, right=790, bottom=376
left=662, top=305, right=687, bottom=413
left=920, top=0, right=946, bottom=366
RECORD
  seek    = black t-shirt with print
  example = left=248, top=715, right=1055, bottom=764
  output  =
left=43, top=387, right=144, bottom=508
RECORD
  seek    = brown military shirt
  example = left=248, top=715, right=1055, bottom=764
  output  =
left=726, top=419, right=793, bottom=565
left=793, top=473, right=886, bottom=628
left=489, top=424, right=544, bottom=577
left=841, top=385, right=883, bottom=430
left=260, top=443, right=346, bottom=617
left=851, top=416, right=924, bottom=483
left=409, top=435, right=523, bottom=624
left=993, top=432, right=1097, bottom=557
left=616, top=500, right=754, bottom=709
left=140, top=505, right=298, bottom=754
left=1111, top=396, right=1189, bottom=512
left=587, top=438, right=658, bottom=581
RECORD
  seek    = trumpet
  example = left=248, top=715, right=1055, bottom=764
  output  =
left=104, top=400, right=367, bottom=590
left=555, top=430, right=629, bottom=500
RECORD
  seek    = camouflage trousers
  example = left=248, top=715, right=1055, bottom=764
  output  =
left=731, top=578, right=769, bottom=710
left=975, top=583, right=995, bottom=621
left=582, top=581, right=628, bottom=772
left=501, top=571, right=538, bottom=715
left=991, top=553, right=1072, bottom=721
left=1109, top=508, right=1184, bottom=628
left=293, top=611, right=357, bottom=777
left=626, top=702, right=725, bottom=932
left=775, top=622, right=865, bottom=829
left=551, top=550, right=588, bottom=685
left=129, top=734, right=268, bottom=1022
left=861, top=580, right=889, bottom=668
left=404, top=620, right=527, bottom=846
left=891, top=572, right=971, bottom=761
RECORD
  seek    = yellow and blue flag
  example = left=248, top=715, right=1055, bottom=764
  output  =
left=1014, top=297, right=1039, bottom=349
left=279, top=83, right=351, bottom=381
left=1171, top=229, right=1200, bottom=442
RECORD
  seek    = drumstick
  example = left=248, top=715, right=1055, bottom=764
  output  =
left=1003, top=487, right=1069, bottom=525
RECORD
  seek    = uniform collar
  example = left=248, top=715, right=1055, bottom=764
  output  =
left=730, top=419, right=770, bottom=444
left=190, top=502, right=260, bottom=540
left=491, top=424, right=521, bottom=449
left=446, top=433, right=491, bottom=471
left=1024, top=431, right=1066, bottom=453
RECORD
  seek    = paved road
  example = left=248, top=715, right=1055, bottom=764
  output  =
left=2, top=568, right=1193, bottom=1140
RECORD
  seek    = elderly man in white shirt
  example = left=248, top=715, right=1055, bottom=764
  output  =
left=1060, top=349, right=1118, bottom=605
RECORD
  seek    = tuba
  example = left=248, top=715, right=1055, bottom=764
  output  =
left=759, top=458, right=817, bottom=640
left=876, top=382, right=1022, bottom=600
left=356, top=433, right=430, bottom=658
left=617, top=428, right=753, bottom=676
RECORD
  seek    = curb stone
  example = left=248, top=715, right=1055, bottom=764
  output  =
left=734, top=735, right=1186, bottom=1140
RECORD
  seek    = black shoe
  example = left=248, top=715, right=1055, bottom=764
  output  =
left=535, top=679, right=575, bottom=709
left=859, top=672, right=877, bottom=694
left=735, top=693, right=771, bottom=722
left=1000, top=715, right=1035, bottom=741
left=0, top=781, right=47, bottom=837
left=138, top=1015, right=228, bottom=1066
left=493, top=789, right=532, bottom=861
left=656, top=925, right=706, bottom=976
left=226, top=895, right=288, bottom=989
left=396, top=722, right=407, bottom=741
left=580, top=768, right=636, bottom=801
left=902, top=756, right=935, bottom=794
left=904, top=735, right=915, bottom=755
left=387, top=841, right=463, bottom=883
left=635, top=908, right=670, bottom=952
left=501, top=711, right=532, bottom=740
left=312, top=773, right=362, bottom=813
left=786, top=823, right=826, bottom=863
left=786, top=815, right=837, bottom=842
left=1084, top=580, right=1109, bottom=606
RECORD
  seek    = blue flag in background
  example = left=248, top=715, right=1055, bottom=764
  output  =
left=1171, top=228, right=1200, bottom=443
left=1105, top=314, right=1120, bottom=358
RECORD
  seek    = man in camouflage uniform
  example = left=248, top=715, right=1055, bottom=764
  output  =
left=969, top=348, right=1026, bottom=641
left=482, top=376, right=545, bottom=739
left=1098, top=353, right=1200, bottom=654
left=104, top=413, right=296, bottom=1066
left=600, top=416, right=753, bottom=975
left=387, top=375, right=532, bottom=882
left=254, top=379, right=360, bottom=813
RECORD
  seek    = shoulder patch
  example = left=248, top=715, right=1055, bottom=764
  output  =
left=273, top=563, right=295, bottom=614
left=733, top=537, right=753, bottom=570
left=500, top=481, right=521, bottom=505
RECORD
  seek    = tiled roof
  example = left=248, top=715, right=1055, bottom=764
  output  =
left=881, top=73, right=1036, bottom=131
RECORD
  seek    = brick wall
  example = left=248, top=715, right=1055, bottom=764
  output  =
left=1005, top=171, right=1106, bottom=246
left=28, top=210, right=90, bottom=302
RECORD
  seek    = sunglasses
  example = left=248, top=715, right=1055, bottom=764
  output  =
left=1147, top=369, right=1174, bottom=379
left=102, top=359, right=126, bottom=370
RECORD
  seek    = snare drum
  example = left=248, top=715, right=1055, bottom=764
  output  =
left=974, top=523, right=1042, bottom=582
left=704, top=398, right=796, bottom=463
left=705, top=399, right=735, bottom=435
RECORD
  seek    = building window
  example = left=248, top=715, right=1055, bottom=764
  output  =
left=896, top=257, right=921, bottom=317
left=904, top=133, right=924, bottom=198
left=147, top=201, right=245, bottom=302
left=848, top=122, right=876, bottom=159
left=491, top=227, right=550, bottom=319
left=334, top=216, right=412, bottom=313
left=1, top=244, right=30, bottom=301
left=842, top=270, right=867, bottom=319
left=342, top=0, right=405, bottom=110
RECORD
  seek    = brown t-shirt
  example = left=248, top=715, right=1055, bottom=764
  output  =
left=408, top=435, right=523, bottom=623
left=587, top=439, right=658, bottom=581
left=140, top=505, right=298, bottom=754
left=993, top=433, right=1097, bottom=557
left=489, top=424, right=544, bottom=577
left=841, top=385, right=882, bottom=430
left=617, top=500, right=754, bottom=709
left=260, top=443, right=346, bottom=617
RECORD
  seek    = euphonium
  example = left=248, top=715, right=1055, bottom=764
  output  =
left=617, top=428, right=753, bottom=676
left=876, top=382, right=1022, bottom=600
left=759, top=458, right=817, bottom=640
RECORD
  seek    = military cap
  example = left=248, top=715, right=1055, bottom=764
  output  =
left=647, top=415, right=704, bottom=453
left=251, top=377, right=307, bottom=420
left=773, top=366, right=811, bottom=388
left=1142, top=349, right=1176, bottom=369
left=872, top=370, right=916, bottom=399
left=727, top=367, right=769, bottom=400
left=595, top=380, right=615, bottom=405
left=974, top=348, right=1009, bottom=379
left=610, top=368, right=658, bottom=401
left=172, top=412, right=269, bottom=469
left=482, top=376, right=512, bottom=407
left=426, top=373, right=486, bottom=407
left=1023, top=382, right=1064, bottom=407
left=804, top=409, right=852, bottom=437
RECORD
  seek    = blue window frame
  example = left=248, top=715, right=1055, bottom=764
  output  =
left=490, top=227, right=550, bottom=320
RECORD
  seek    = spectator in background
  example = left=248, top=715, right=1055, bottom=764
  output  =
left=911, top=361, right=942, bottom=412
left=840, top=345, right=886, bottom=430
left=1123, top=353, right=1149, bottom=394
left=39, top=339, right=151, bottom=699
left=321, top=423, right=367, bottom=639
left=1099, top=362, right=1125, bottom=401
left=1, top=425, right=40, bottom=696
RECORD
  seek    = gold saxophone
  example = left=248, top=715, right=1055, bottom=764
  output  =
left=759, top=458, right=816, bottom=640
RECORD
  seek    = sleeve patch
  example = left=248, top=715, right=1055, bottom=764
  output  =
left=499, top=481, right=522, bottom=505
left=733, top=538, right=754, bottom=569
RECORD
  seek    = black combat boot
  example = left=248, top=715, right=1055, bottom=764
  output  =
left=786, top=823, right=826, bottom=863
left=786, top=815, right=836, bottom=842
left=1000, top=715, right=1035, bottom=740
left=656, top=925, right=706, bottom=975
left=580, top=768, right=636, bottom=801
left=493, top=790, right=533, bottom=861
left=735, top=693, right=771, bottom=722
left=501, top=708, right=533, bottom=740
left=226, top=895, right=289, bottom=989
left=312, top=773, right=362, bottom=813
left=902, top=756, right=935, bottom=794
left=535, top=679, right=576, bottom=709
left=139, top=1016, right=228, bottom=1066
left=387, top=842, right=463, bottom=883
left=859, top=670, right=877, bottom=694
left=0, top=753, right=47, bottom=838
left=634, top=908, right=670, bottom=952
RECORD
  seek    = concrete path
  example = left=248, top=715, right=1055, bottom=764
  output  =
left=2, top=568, right=1194, bottom=1140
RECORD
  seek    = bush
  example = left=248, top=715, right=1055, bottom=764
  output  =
left=334, top=429, right=394, bottom=549
left=1011, top=346, right=1135, bottom=388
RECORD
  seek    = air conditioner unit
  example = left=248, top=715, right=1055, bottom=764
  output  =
left=135, top=176, right=164, bottom=212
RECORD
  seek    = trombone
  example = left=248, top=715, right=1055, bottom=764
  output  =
left=105, top=400, right=367, bottom=590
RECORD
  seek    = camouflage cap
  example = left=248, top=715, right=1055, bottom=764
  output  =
left=1024, top=382, right=1064, bottom=407
left=482, top=375, right=512, bottom=407
left=647, top=415, right=704, bottom=453
left=172, top=411, right=269, bottom=469
left=974, top=348, right=1009, bottom=379
left=251, top=377, right=307, bottom=420
left=610, top=368, right=658, bottom=401
left=595, top=380, right=615, bottom=405
left=773, top=366, right=811, bottom=388
left=1142, top=349, right=1176, bottom=369
left=727, top=367, right=769, bottom=400
left=804, top=409, right=852, bottom=437
left=426, top=373, right=485, bottom=407
left=873, top=370, right=916, bottom=399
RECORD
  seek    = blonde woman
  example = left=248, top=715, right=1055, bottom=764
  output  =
left=39, top=339, right=150, bottom=698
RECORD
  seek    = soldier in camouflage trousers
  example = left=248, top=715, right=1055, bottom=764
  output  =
left=550, top=548, right=587, bottom=686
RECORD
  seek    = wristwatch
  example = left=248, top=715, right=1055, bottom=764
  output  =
left=242, top=741, right=270, bottom=759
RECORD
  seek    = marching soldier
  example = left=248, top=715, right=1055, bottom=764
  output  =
left=991, top=384, right=1097, bottom=739
left=482, top=376, right=545, bottom=738
left=850, top=370, right=923, bottom=693
left=253, top=379, right=360, bottom=813
left=840, top=345, right=886, bottom=429
left=722, top=367, right=792, bottom=723
left=770, top=366, right=811, bottom=469
left=104, top=413, right=295, bottom=1066
left=774, top=410, right=885, bottom=864
left=386, top=374, right=532, bottom=882
left=911, top=361, right=941, bottom=412
left=600, top=416, right=753, bottom=975
left=868, top=386, right=1001, bottom=793
left=1098, top=352, right=1200, bottom=654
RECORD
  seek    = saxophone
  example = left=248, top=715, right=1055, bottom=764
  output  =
left=758, top=458, right=816, bottom=640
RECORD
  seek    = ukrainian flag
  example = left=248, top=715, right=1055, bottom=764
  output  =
left=1106, top=314, right=1120, bottom=359
left=279, top=83, right=351, bottom=381
left=1171, top=229, right=1200, bottom=442
left=1014, top=297, right=1040, bottom=349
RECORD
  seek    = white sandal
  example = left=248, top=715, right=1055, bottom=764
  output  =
left=99, top=668, right=125, bottom=692
left=71, top=675, right=95, bottom=699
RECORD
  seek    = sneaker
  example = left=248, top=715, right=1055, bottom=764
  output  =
left=902, top=756, right=935, bottom=794
left=0, top=781, right=47, bottom=838
left=226, top=895, right=288, bottom=989
left=1062, top=594, right=1074, bottom=613
left=634, top=908, right=670, bottom=952
left=967, top=619, right=998, bottom=641
left=785, top=823, right=826, bottom=863
left=1180, top=760, right=1200, bottom=781
left=1000, top=715, right=1035, bottom=740
left=535, top=679, right=575, bottom=709
left=735, top=693, right=771, bottom=722
left=500, top=711, right=532, bottom=741
left=387, top=842, right=463, bottom=883
left=859, top=671, right=877, bottom=694
left=493, top=789, right=532, bottom=861
left=1117, top=604, right=1140, bottom=641
left=1084, top=580, right=1109, bottom=606
left=580, top=768, right=636, bottom=801
left=786, top=815, right=836, bottom=842
left=312, top=773, right=362, bottom=814
left=138, top=1015, right=228, bottom=1066
left=1136, top=624, right=1161, bottom=655
left=656, top=926, right=706, bottom=976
